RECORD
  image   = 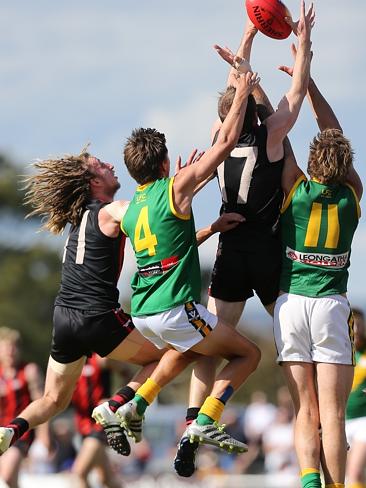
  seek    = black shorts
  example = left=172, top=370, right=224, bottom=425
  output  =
left=51, top=306, right=135, bottom=363
left=208, top=235, right=281, bottom=306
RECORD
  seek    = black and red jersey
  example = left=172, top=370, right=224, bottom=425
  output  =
left=0, top=363, right=32, bottom=424
left=55, top=200, right=126, bottom=312
left=72, top=354, right=111, bottom=436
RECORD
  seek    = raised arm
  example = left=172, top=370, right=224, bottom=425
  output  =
left=306, top=81, right=362, bottom=198
left=307, top=78, right=342, bottom=132
left=279, top=43, right=341, bottom=132
left=217, top=19, right=258, bottom=88
left=265, top=1, right=314, bottom=162
left=210, top=19, right=257, bottom=142
left=173, top=71, right=260, bottom=215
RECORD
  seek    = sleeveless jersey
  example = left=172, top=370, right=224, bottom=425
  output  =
left=0, top=363, right=32, bottom=424
left=346, top=349, right=366, bottom=420
left=280, top=177, right=360, bottom=297
left=121, top=177, right=201, bottom=316
left=72, top=354, right=111, bottom=436
left=216, top=124, right=284, bottom=244
left=55, top=200, right=126, bottom=311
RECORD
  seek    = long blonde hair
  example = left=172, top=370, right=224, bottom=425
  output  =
left=308, top=129, right=353, bottom=185
left=24, top=150, right=94, bottom=234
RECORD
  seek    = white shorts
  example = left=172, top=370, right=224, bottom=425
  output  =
left=273, top=293, right=354, bottom=364
left=346, top=417, right=366, bottom=444
left=132, top=301, right=218, bottom=353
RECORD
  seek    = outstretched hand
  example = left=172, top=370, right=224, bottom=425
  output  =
left=214, top=45, right=252, bottom=74
left=232, top=70, right=261, bottom=94
left=278, top=43, right=313, bottom=77
left=211, top=212, right=245, bottom=234
left=175, top=149, right=205, bottom=174
left=285, top=1, right=315, bottom=38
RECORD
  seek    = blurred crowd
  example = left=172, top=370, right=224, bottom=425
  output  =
left=17, top=386, right=297, bottom=484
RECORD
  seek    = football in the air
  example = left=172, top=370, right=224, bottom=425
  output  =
left=245, top=0, right=292, bottom=40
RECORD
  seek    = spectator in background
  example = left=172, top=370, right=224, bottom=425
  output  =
left=345, top=308, right=366, bottom=488
left=71, top=353, right=124, bottom=488
left=262, top=404, right=297, bottom=474
left=243, top=391, right=277, bottom=446
left=51, top=417, right=77, bottom=473
left=0, top=327, right=49, bottom=488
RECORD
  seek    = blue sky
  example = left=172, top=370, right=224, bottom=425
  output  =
left=1, top=0, right=365, bottom=316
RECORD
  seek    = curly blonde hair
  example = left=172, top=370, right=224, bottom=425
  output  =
left=24, top=150, right=94, bottom=234
left=308, top=129, right=354, bottom=185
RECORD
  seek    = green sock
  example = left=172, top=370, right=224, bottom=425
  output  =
left=301, top=472, right=322, bottom=488
left=134, top=394, right=149, bottom=416
left=196, top=413, right=214, bottom=426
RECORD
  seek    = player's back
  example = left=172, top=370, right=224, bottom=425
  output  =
left=122, top=177, right=201, bottom=316
left=280, top=177, right=360, bottom=297
left=216, top=124, right=284, bottom=242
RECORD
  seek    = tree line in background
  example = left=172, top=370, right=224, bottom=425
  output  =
left=0, top=153, right=285, bottom=403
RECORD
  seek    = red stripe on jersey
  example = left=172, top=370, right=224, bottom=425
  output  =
left=72, top=354, right=109, bottom=436
left=0, top=364, right=32, bottom=424
left=113, top=309, right=134, bottom=333
left=117, top=233, right=126, bottom=282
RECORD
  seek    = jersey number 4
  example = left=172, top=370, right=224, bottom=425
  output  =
left=305, top=202, right=339, bottom=249
left=135, top=206, right=157, bottom=256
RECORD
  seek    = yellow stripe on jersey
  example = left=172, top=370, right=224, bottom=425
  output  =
left=304, top=203, right=322, bottom=247
left=136, top=182, right=154, bottom=192
left=281, top=175, right=307, bottom=214
left=345, top=183, right=362, bottom=219
left=168, top=177, right=191, bottom=220
left=325, top=204, right=340, bottom=249
left=184, top=302, right=212, bottom=338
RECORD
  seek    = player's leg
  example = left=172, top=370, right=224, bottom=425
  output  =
left=72, top=435, right=120, bottom=488
left=282, top=362, right=322, bottom=487
left=187, top=297, right=245, bottom=414
left=117, top=303, right=259, bottom=449
left=183, top=318, right=260, bottom=452
left=317, top=363, right=354, bottom=486
left=0, top=446, right=24, bottom=488
left=0, top=357, right=83, bottom=456
left=72, top=436, right=97, bottom=488
left=174, top=245, right=248, bottom=477
left=106, top=328, right=164, bottom=365
left=93, top=446, right=121, bottom=488
left=312, top=295, right=355, bottom=487
left=92, top=318, right=165, bottom=455
left=274, top=294, right=322, bottom=488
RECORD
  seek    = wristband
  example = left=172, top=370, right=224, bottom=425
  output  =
left=233, top=58, right=251, bottom=74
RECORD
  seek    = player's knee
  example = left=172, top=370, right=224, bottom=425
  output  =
left=44, top=390, right=70, bottom=414
left=299, top=404, right=320, bottom=425
left=247, top=343, right=261, bottom=371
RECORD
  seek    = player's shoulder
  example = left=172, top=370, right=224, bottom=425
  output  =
left=102, top=200, right=130, bottom=222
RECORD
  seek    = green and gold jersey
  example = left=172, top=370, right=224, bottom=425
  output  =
left=346, top=349, right=366, bottom=420
left=121, top=177, right=201, bottom=316
left=280, top=176, right=360, bottom=297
